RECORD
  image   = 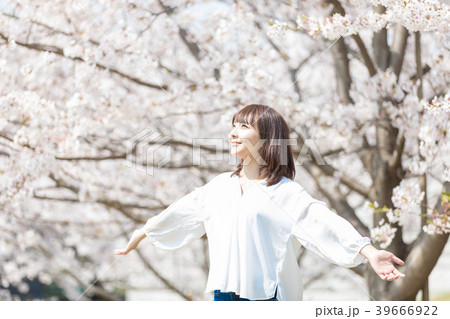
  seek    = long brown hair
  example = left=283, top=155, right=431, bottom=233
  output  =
left=230, top=104, right=295, bottom=186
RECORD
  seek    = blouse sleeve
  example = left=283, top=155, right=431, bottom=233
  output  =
left=291, top=195, right=371, bottom=268
left=141, top=184, right=207, bottom=250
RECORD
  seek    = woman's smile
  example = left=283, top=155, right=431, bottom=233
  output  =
left=228, top=121, right=261, bottom=159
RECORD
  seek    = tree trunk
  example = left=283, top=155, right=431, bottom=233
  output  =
left=327, top=2, right=353, bottom=104
left=367, top=107, right=406, bottom=300
left=366, top=182, right=450, bottom=300
left=372, top=5, right=390, bottom=71
left=389, top=24, right=409, bottom=79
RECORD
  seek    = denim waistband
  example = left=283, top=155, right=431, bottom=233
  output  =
left=213, top=286, right=278, bottom=301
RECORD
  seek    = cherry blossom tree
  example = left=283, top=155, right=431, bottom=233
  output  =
left=0, top=0, right=448, bottom=300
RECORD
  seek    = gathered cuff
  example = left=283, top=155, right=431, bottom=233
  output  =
left=350, top=237, right=372, bottom=267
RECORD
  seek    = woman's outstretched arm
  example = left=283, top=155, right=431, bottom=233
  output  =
left=114, top=229, right=146, bottom=255
left=113, top=180, right=213, bottom=255
left=291, top=191, right=406, bottom=280
left=359, top=244, right=406, bottom=281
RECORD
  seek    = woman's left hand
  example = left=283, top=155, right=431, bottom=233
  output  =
left=367, top=250, right=406, bottom=281
left=114, top=229, right=146, bottom=255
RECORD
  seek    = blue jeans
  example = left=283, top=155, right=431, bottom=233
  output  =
left=213, top=286, right=278, bottom=301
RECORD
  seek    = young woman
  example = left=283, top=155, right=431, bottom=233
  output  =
left=114, top=104, right=405, bottom=301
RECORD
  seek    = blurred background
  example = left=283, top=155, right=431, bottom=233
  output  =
left=0, top=0, right=449, bottom=300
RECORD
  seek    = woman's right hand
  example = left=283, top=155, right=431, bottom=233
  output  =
left=114, top=229, right=146, bottom=255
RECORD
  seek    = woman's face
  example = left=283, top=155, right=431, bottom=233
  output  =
left=228, top=120, right=261, bottom=160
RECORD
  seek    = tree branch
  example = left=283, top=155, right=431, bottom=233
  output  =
left=62, top=268, right=122, bottom=301
left=388, top=132, right=405, bottom=176
left=389, top=23, right=409, bottom=79
left=157, top=0, right=201, bottom=62
left=351, top=34, right=377, bottom=76
left=35, top=243, right=122, bottom=300
left=0, top=32, right=167, bottom=90
left=292, top=128, right=373, bottom=200
left=326, top=0, right=376, bottom=77
left=372, top=5, right=390, bottom=71
left=388, top=183, right=450, bottom=300
left=54, top=154, right=126, bottom=161
left=330, top=36, right=354, bottom=104
left=134, top=247, right=193, bottom=300
left=301, top=161, right=370, bottom=237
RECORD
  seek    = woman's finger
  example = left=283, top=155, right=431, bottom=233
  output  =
left=393, top=268, right=405, bottom=277
left=379, top=272, right=394, bottom=281
left=392, top=255, right=405, bottom=265
left=383, top=270, right=405, bottom=281
left=114, top=249, right=127, bottom=255
left=385, top=273, right=396, bottom=281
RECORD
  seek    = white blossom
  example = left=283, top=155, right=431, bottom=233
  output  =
left=370, top=222, right=398, bottom=249
left=0, top=0, right=448, bottom=300
left=267, top=20, right=288, bottom=40
left=392, top=178, right=425, bottom=212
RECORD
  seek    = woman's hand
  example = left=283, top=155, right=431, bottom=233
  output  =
left=360, top=245, right=406, bottom=281
left=114, top=229, right=146, bottom=255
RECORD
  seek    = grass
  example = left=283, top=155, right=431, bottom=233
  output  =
left=430, top=291, right=450, bottom=301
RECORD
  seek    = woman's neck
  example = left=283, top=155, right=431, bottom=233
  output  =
left=239, top=161, right=263, bottom=180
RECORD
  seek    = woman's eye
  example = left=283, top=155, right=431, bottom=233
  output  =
left=232, top=123, right=248, bottom=128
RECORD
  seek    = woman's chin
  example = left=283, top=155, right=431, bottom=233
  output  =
left=230, top=150, right=246, bottom=159
left=231, top=152, right=247, bottom=159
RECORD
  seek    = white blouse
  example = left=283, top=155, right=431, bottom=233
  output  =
left=142, top=171, right=371, bottom=301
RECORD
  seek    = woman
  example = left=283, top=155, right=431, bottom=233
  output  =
left=114, top=104, right=405, bottom=301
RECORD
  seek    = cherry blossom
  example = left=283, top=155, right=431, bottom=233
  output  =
left=0, top=0, right=448, bottom=301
